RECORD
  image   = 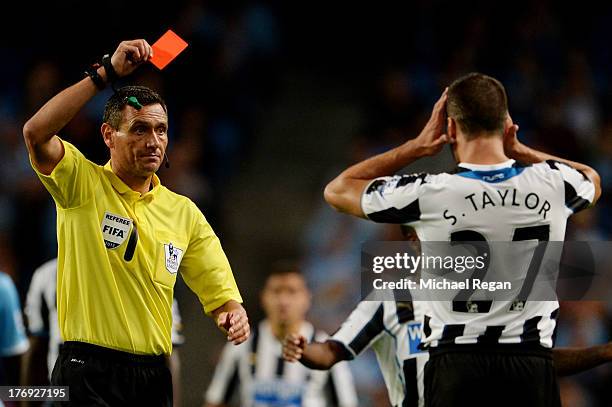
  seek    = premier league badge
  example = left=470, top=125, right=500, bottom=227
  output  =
left=164, top=242, right=184, bottom=274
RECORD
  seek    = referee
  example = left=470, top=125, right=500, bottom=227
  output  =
left=23, top=39, right=249, bottom=406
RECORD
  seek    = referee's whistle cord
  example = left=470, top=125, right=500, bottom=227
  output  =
left=124, top=223, right=139, bottom=261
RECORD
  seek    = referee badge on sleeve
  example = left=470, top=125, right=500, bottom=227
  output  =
left=164, top=243, right=184, bottom=274
left=101, top=211, right=133, bottom=249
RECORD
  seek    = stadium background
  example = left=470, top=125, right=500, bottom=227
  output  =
left=1, top=1, right=611, bottom=405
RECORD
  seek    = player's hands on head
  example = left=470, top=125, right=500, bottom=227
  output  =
left=216, top=306, right=250, bottom=345
left=282, top=333, right=306, bottom=362
left=110, top=39, right=154, bottom=77
left=414, top=88, right=450, bottom=156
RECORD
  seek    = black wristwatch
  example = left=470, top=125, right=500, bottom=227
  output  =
left=85, top=54, right=119, bottom=91
left=101, top=54, right=119, bottom=88
left=84, top=62, right=106, bottom=90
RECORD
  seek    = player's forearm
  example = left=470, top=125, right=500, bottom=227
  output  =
left=335, top=139, right=425, bottom=182
left=23, top=67, right=107, bottom=149
left=300, top=341, right=346, bottom=370
left=510, top=142, right=601, bottom=203
left=511, top=142, right=595, bottom=176
left=325, top=91, right=448, bottom=216
left=553, top=343, right=612, bottom=377
left=324, top=139, right=424, bottom=215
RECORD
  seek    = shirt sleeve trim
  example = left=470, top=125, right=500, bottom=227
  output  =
left=327, top=338, right=357, bottom=360
left=360, top=178, right=380, bottom=220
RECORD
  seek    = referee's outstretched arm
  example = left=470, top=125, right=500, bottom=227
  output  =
left=23, top=40, right=153, bottom=175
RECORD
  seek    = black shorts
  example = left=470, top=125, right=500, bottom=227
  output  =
left=424, top=345, right=561, bottom=407
left=51, top=341, right=172, bottom=407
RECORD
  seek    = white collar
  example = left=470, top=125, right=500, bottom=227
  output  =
left=458, top=159, right=515, bottom=171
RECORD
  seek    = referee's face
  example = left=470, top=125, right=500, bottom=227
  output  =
left=261, top=273, right=311, bottom=326
left=105, top=103, right=168, bottom=178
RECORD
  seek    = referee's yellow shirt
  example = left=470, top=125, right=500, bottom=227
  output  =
left=31, top=139, right=242, bottom=355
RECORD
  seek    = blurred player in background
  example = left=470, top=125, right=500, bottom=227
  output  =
left=284, top=298, right=427, bottom=407
left=22, top=258, right=186, bottom=405
left=323, top=73, right=601, bottom=406
left=0, top=270, right=29, bottom=396
left=23, top=39, right=248, bottom=406
left=283, top=226, right=426, bottom=406
left=204, top=262, right=357, bottom=407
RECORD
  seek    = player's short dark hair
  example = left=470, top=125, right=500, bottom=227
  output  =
left=103, top=85, right=167, bottom=129
left=447, top=73, right=508, bottom=136
left=267, top=259, right=303, bottom=280
left=263, top=260, right=308, bottom=289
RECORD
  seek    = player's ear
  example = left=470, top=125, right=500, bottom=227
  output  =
left=101, top=123, right=115, bottom=149
left=447, top=117, right=457, bottom=143
left=504, top=112, right=514, bottom=132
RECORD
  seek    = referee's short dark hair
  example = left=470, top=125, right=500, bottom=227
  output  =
left=103, top=86, right=167, bottom=129
left=447, top=72, right=508, bottom=136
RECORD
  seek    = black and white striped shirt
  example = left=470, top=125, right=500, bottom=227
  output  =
left=361, top=159, right=595, bottom=348
left=205, top=320, right=358, bottom=407
left=331, top=300, right=427, bottom=407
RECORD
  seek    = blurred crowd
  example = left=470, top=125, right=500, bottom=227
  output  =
left=0, top=1, right=611, bottom=406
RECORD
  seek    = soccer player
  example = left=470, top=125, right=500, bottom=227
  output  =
left=323, top=73, right=601, bottom=406
left=23, top=39, right=248, bottom=406
left=284, top=298, right=427, bottom=407
left=204, top=262, right=358, bottom=407
left=0, top=271, right=29, bottom=388
left=283, top=226, right=427, bottom=406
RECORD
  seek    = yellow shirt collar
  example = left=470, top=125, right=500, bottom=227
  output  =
left=103, top=161, right=161, bottom=199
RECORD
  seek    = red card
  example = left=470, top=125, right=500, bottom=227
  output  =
left=150, top=30, right=188, bottom=70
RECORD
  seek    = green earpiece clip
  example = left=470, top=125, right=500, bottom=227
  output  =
left=126, top=96, right=143, bottom=110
